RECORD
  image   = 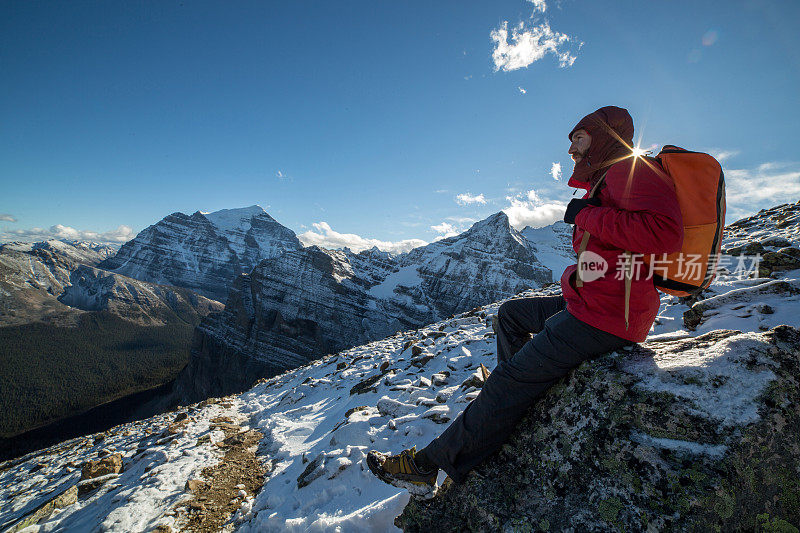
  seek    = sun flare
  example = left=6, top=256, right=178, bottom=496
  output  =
left=631, top=146, right=647, bottom=158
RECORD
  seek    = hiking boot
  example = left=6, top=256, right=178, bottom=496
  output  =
left=366, top=446, right=437, bottom=499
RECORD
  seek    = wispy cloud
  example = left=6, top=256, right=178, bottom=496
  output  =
left=491, top=20, right=581, bottom=71
left=276, top=170, right=291, bottom=180
left=297, top=222, right=426, bottom=254
left=0, top=214, right=17, bottom=222
left=725, top=161, right=800, bottom=222
left=527, top=0, right=547, bottom=13
left=502, top=189, right=566, bottom=229
left=518, top=86, right=527, bottom=94
left=1, top=224, right=136, bottom=244
left=446, top=216, right=478, bottom=224
left=455, top=192, right=487, bottom=206
left=550, top=162, right=562, bottom=181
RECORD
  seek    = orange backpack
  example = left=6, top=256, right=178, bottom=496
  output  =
left=576, top=145, right=726, bottom=329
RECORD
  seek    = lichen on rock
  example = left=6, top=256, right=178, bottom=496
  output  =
left=398, top=325, right=800, bottom=532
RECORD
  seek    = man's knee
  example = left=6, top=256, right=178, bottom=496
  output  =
left=496, top=300, right=514, bottom=330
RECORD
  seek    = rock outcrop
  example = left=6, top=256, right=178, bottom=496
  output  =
left=100, top=206, right=302, bottom=301
left=398, top=325, right=800, bottom=532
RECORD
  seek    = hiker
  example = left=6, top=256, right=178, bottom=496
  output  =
left=367, top=106, right=685, bottom=498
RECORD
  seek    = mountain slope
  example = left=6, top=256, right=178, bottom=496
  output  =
left=2, top=202, right=799, bottom=532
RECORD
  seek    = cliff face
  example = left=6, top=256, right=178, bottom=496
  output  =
left=177, top=212, right=559, bottom=402
left=100, top=206, right=302, bottom=301
left=172, top=246, right=409, bottom=403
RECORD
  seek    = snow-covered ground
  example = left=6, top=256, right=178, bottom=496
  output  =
left=2, top=204, right=799, bottom=532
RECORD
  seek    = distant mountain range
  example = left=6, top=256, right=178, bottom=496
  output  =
left=0, top=205, right=575, bottom=431
left=0, top=240, right=221, bottom=327
left=101, top=207, right=573, bottom=402
left=3, top=200, right=798, bottom=533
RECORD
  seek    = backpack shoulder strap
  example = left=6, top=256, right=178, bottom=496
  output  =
left=575, top=171, right=608, bottom=288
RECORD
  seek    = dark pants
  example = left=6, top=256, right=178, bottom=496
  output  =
left=419, top=295, right=633, bottom=483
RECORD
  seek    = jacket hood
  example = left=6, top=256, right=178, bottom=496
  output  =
left=567, top=106, right=635, bottom=190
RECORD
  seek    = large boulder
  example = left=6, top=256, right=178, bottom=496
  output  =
left=398, top=326, right=800, bottom=532
left=81, top=453, right=123, bottom=480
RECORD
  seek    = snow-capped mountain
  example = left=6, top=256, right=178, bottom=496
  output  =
left=2, top=201, right=798, bottom=532
left=100, top=206, right=302, bottom=302
left=176, top=211, right=561, bottom=403
left=0, top=240, right=219, bottom=327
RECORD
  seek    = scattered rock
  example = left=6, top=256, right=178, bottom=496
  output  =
left=153, top=525, right=172, bottom=533
left=78, top=473, right=119, bottom=496
left=431, top=371, right=450, bottom=386
left=185, top=479, right=207, bottom=493
left=337, top=362, right=347, bottom=370
left=377, top=396, right=416, bottom=418
left=297, top=454, right=325, bottom=488
left=411, top=345, right=424, bottom=356
left=177, top=418, right=265, bottom=532
left=410, top=355, right=434, bottom=368
left=350, top=372, right=386, bottom=395
left=345, top=405, right=369, bottom=418
left=380, top=361, right=391, bottom=372
left=6, top=485, right=78, bottom=532
left=460, top=365, right=490, bottom=389
left=174, top=412, right=189, bottom=423
left=81, top=453, right=122, bottom=480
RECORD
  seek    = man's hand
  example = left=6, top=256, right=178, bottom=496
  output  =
left=564, top=197, right=601, bottom=225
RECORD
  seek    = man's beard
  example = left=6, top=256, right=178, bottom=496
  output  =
left=571, top=151, right=587, bottom=165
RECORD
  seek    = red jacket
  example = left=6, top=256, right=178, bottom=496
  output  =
left=560, top=157, right=683, bottom=342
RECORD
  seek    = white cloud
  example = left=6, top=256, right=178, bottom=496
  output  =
left=725, top=161, right=800, bottom=222
left=518, top=86, right=527, bottom=94
left=550, top=162, right=562, bottom=181
left=431, top=222, right=459, bottom=241
left=2, top=224, right=136, bottom=244
left=276, top=170, right=289, bottom=180
left=455, top=192, right=487, bottom=206
left=491, top=20, right=581, bottom=71
left=297, top=221, right=427, bottom=254
left=445, top=216, right=478, bottom=224
left=502, top=189, right=567, bottom=229
left=710, top=149, right=740, bottom=163
left=527, top=0, right=547, bottom=13
left=0, top=214, right=17, bottom=222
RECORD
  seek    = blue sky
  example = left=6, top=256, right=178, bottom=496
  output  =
left=2, top=0, right=799, bottom=251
